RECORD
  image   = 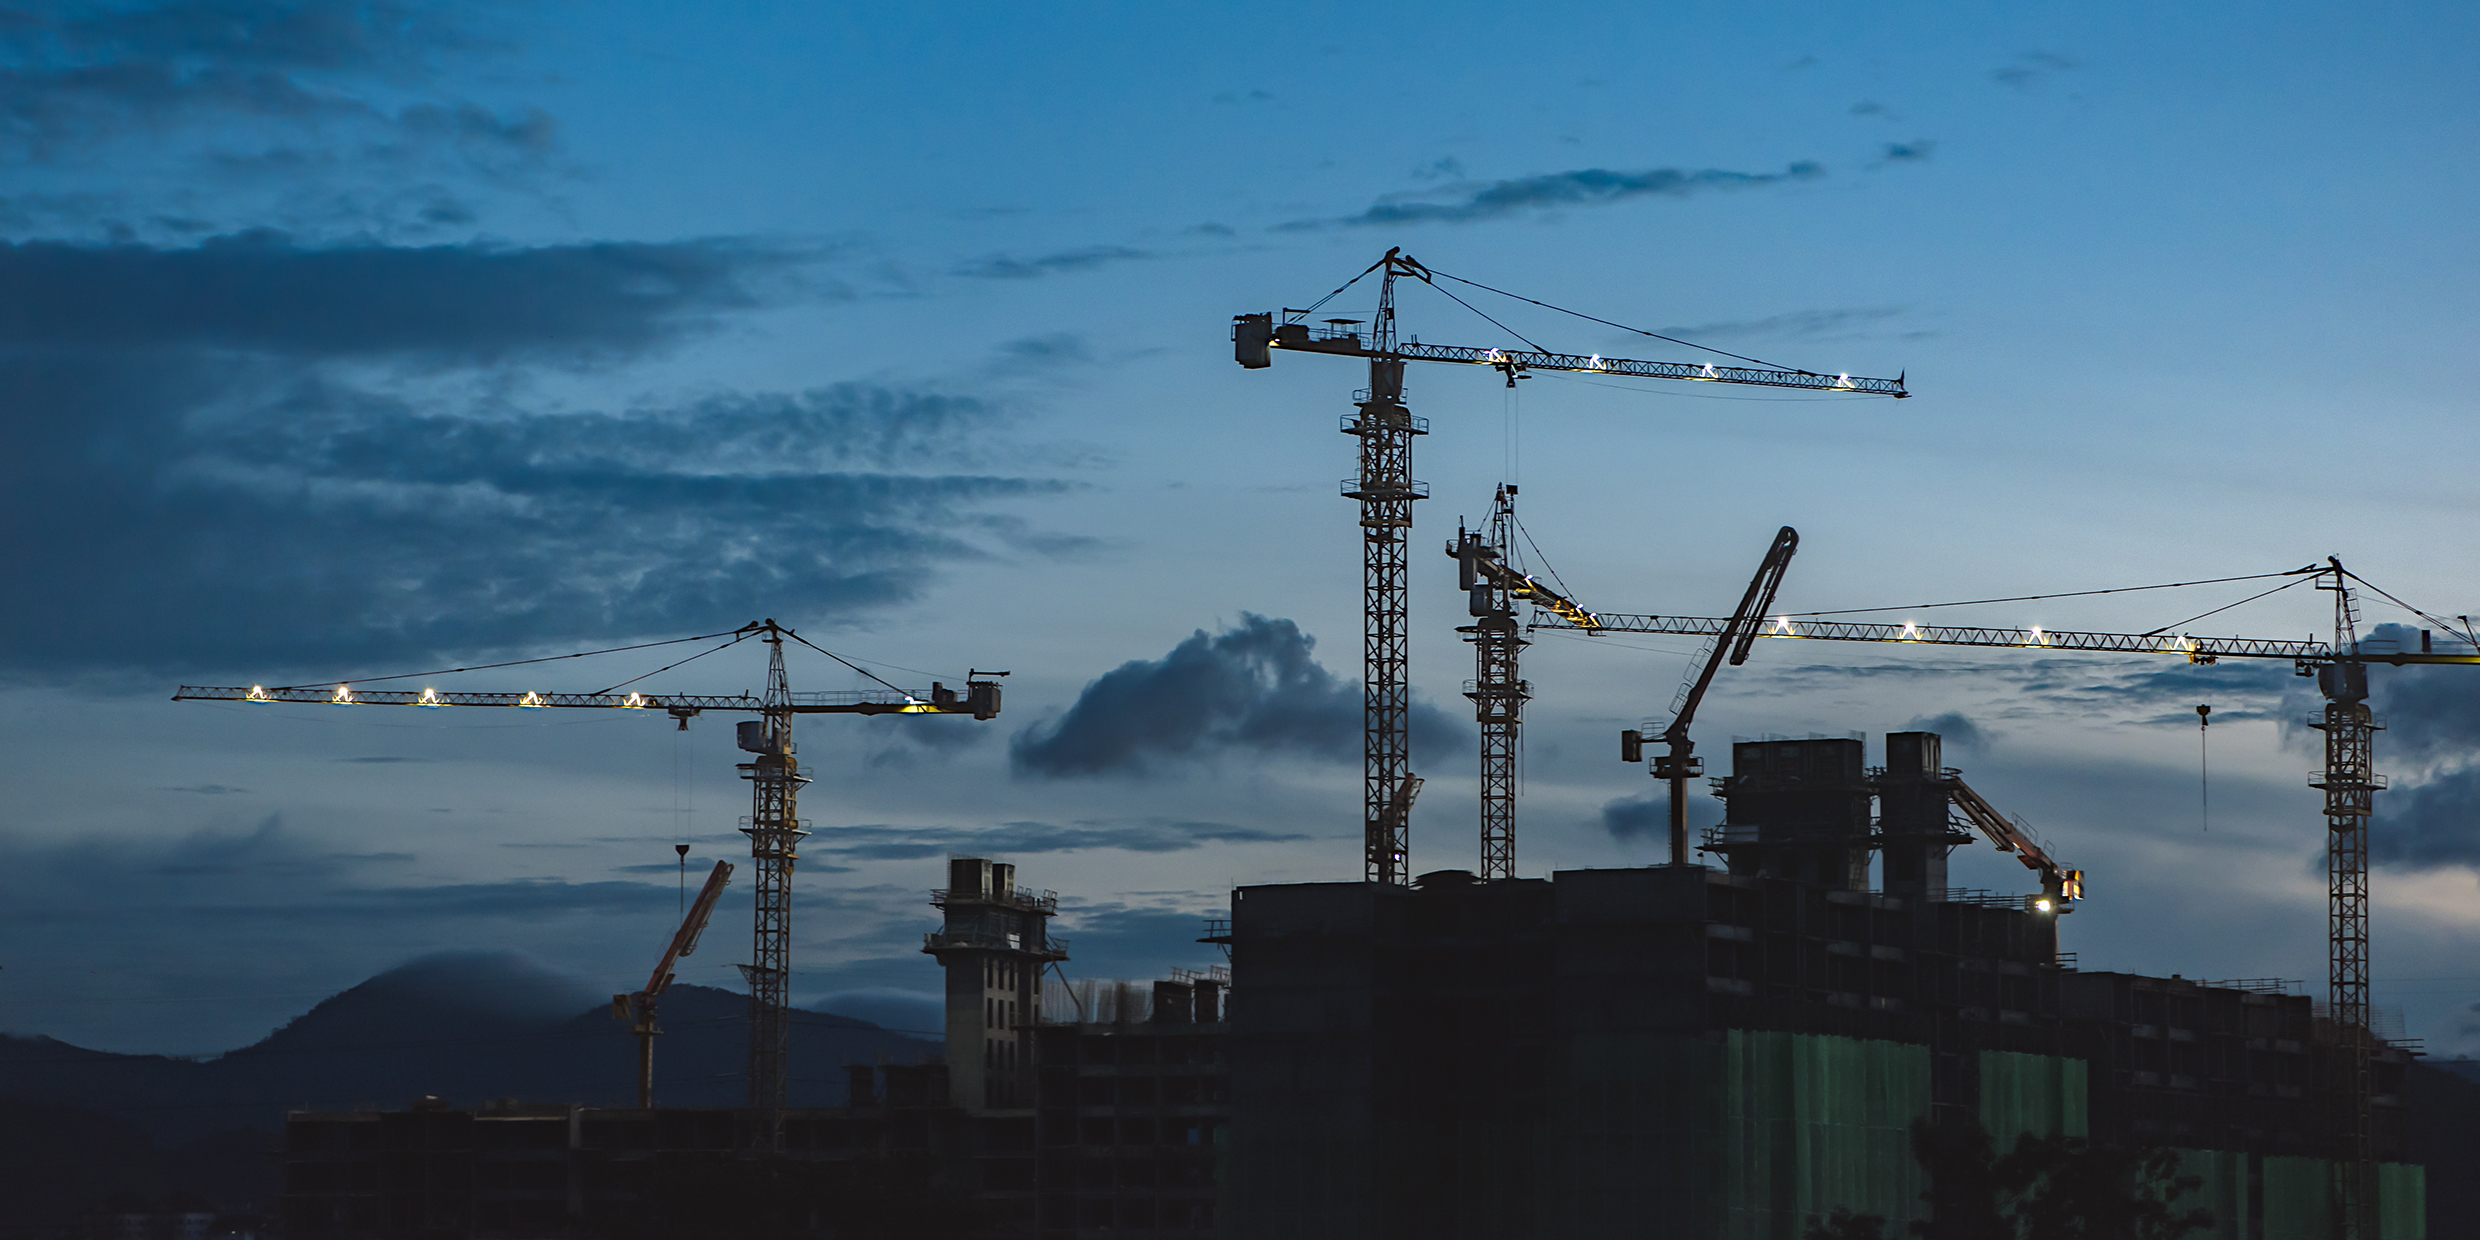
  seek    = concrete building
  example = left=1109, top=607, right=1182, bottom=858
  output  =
left=924, top=857, right=1068, bottom=1112
left=1216, top=731, right=2423, bottom=1239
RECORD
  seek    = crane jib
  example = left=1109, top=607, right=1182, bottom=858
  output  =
left=1261, top=324, right=1907, bottom=397
left=169, top=685, right=987, bottom=714
left=1552, top=614, right=2480, bottom=666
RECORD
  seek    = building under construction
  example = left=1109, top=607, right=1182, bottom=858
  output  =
left=283, top=761, right=2428, bottom=1237
left=1217, top=730, right=2423, bottom=1238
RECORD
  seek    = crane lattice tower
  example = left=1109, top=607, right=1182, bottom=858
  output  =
left=1341, top=261, right=1426, bottom=884
left=1458, top=486, right=1528, bottom=880
left=737, top=626, right=810, bottom=1149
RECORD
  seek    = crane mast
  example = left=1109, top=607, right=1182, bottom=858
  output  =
left=1453, top=486, right=1529, bottom=880
left=1338, top=251, right=1428, bottom=884
left=738, top=626, right=806, bottom=1147
left=2314, top=565, right=2380, bottom=1240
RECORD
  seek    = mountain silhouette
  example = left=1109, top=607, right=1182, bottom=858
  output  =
left=0, top=951, right=939, bottom=1146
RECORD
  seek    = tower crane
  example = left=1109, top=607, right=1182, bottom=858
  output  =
left=1235, top=249, right=1905, bottom=884
left=614, top=858, right=734, bottom=1109
left=173, top=618, right=1004, bottom=1152
left=1544, top=560, right=2477, bottom=1240
left=1448, top=485, right=1601, bottom=880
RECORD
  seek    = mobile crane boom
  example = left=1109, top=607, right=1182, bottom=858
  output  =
left=1618, top=527, right=1798, bottom=867
left=614, top=859, right=734, bottom=1109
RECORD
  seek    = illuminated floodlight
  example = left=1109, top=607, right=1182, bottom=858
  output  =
left=331, top=685, right=354, bottom=705
left=1900, top=622, right=1922, bottom=640
left=519, top=692, right=547, bottom=708
left=246, top=685, right=271, bottom=702
left=417, top=688, right=443, bottom=708
left=621, top=693, right=648, bottom=709
left=1771, top=616, right=1796, bottom=636
left=1587, top=354, right=1605, bottom=370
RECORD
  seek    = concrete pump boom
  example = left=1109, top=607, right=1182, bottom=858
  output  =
left=614, top=859, right=735, bottom=1109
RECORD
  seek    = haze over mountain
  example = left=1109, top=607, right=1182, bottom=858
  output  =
left=0, top=952, right=939, bottom=1147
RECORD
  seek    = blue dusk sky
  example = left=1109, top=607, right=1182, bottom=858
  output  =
left=4, top=1, right=2480, bottom=1055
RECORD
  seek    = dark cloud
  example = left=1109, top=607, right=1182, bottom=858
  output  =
left=1644, top=306, right=1904, bottom=343
left=2366, top=625, right=2480, bottom=766
left=162, top=783, right=249, bottom=794
left=1009, top=614, right=1467, bottom=776
left=1600, top=788, right=1723, bottom=844
left=0, top=231, right=787, bottom=359
left=863, top=715, right=995, bottom=769
left=1905, top=711, right=1992, bottom=752
left=0, top=233, right=1076, bottom=678
left=951, top=246, right=1153, bottom=280
left=2373, top=767, right=2480, bottom=870
left=2358, top=624, right=2480, bottom=869
left=1849, top=101, right=1889, bottom=118
left=1297, top=162, right=1824, bottom=229
left=1992, top=52, right=2080, bottom=89
left=817, top=819, right=1315, bottom=859
left=1409, top=155, right=1465, bottom=181
left=0, top=0, right=552, bottom=172
left=1878, top=140, right=1936, bottom=163
left=1052, top=902, right=1225, bottom=982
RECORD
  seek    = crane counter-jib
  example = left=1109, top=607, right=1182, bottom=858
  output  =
left=170, top=685, right=991, bottom=714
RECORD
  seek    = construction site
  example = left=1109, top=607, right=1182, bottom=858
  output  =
left=195, top=252, right=2468, bottom=1239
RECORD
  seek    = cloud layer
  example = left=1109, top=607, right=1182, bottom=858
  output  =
left=1010, top=614, right=1466, bottom=776
left=814, top=818, right=1315, bottom=861
left=0, top=232, right=1075, bottom=677
left=2365, top=625, right=2480, bottom=869
left=1305, top=162, right=1825, bottom=228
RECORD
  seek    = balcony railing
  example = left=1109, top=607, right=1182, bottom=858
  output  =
left=930, top=886, right=1059, bottom=913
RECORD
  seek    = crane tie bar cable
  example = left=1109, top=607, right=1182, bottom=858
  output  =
left=594, top=631, right=757, bottom=695
left=1424, top=266, right=1809, bottom=373
left=1421, top=278, right=1549, bottom=354
left=783, top=628, right=914, bottom=698
left=1782, top=567, right=2321, bottom=618
left=270, top=628, right=750, bottom=691
left=2140, top=576, right=2317, bottom=638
